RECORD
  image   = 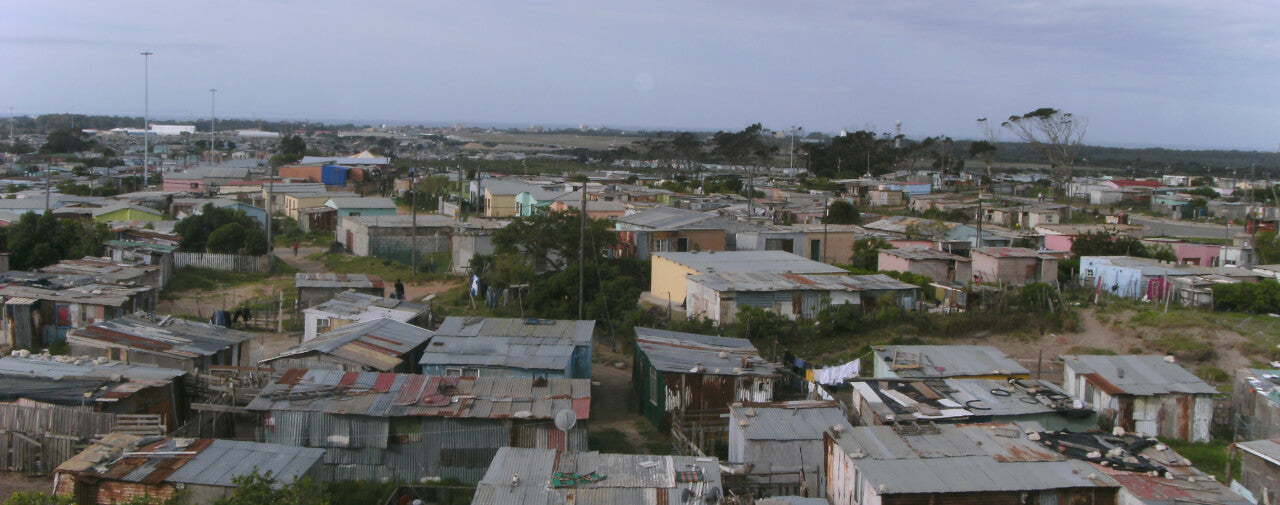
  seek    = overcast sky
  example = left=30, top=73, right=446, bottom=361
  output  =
left=3, top=1, right=1278, bottom=150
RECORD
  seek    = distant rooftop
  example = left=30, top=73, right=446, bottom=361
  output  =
left=653, top=250, right=847, bottom=275
left=1062, top=354, right=1218, bottom=396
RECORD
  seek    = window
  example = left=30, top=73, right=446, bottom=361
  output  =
left=675, top=237, right=689, bottom=252
left=389, top=417, right=422, bottom=444
left=445, top=367, right=463, bottom=377
left=316, top=318, right=331, bottom=333
left=653, top=239, right=670, bottom=252
left=649, top=367, right=659, bottom=405
left=446, top=367, right=479, bottom=378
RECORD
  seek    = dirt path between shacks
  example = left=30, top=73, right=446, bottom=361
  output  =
left=273, top=245, right=327, bottom=273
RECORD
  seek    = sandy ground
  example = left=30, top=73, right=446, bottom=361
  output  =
left=590, top=345, right=651, bottom=453
left=972, top=308, right=1251, bottom=384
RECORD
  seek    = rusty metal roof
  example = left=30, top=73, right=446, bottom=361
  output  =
left=58, top=435, right=324, bottom=489
left=473, top=447, right=723, bottom=505
left=246, top=372, right=591, bottom=420
left=69, top=314, right=256, bottom=359
left=263, top=318, right=432, bottom=372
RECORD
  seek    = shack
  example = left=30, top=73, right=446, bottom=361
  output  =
left=824, top=423, right=1120, bottom=505
left=295, top=273, right=385, bottom=309
left=1062, top=354, right=1217, bottom=442
left=247, top=372, right=591, bottom=483
left=471, top=447, right=724, bottom=505
left=1233, top=368, right=1280, bottom=440
left=261, top=318, right=432, bottom=373
left=848, top=377, right=1096, bottom=430
left=67, top=314, right=256, bottom=372
left=53, top=435, right=325, bottom=505
left=685, top=272, right=919, bottom=323
left=633, top=327, right=778, bottom=430
left=726, top=401, right=853, bottom=498
left=871, top=344, right=1031, bottom=379
left=1037, top=430, right=1250, bottom=505
left=0, top=355, right=186, bottom=473
left=0, top=280, right=157, bottom=349
left=420, top=317, right=593, bottom=379
left=1237, top=438, right=1280, bottom=505
left=301, top=291, right=429, bottom=341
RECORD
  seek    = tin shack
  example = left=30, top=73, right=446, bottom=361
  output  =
left=294, top=273, right=385, bottom=309
left=261, top=318, right=432, bottom=373
left=302, top=291, right=430, bottom=341
left=1062, top=354, right=1216, bottom=442
left=726, top=400, right=853, bottom=498
left=54, top=434, right=325, bottom=505
left=247, top=371, right=590, bottom=483
left=67, top=314, right=257, bottom=372
left=470, top=447, right=724, bottom=505
left=633, top=327, right=778, bottom=430
left=420, top=317, right=594, bottom=379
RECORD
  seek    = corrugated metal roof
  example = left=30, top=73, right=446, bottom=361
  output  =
left=69, top=314, right=256, bottom=359
left=689, top=272, right=918, bottom=293
left=852, top=378, right=1084, bottom=423
left=874, top=345, right=1029, bottom=378
left=634, top=327, right=777, bottom=377
left=1062, top=355, right=1218, bottom=396
left=435, top=317, right=593, bottom=346
left=263, top=318, right=432, bottom=371
left=614, top=206, right=718, bottom=229
left=60, top=435, right=323, bottom=489
left=247, top=372, right=590, bottom=420
left=0, top=355, right=185, bottom=382
left=829, top=423, right=1117, bottom=494
left=304, top=291, right=428, bottom=321
left=730, top=401, right=851, bottom=441
left=653, top=251, right=847, bottom=276
left=325, top=197, right=397, bottom=210
left=418, top=335, right=574, bottom=370
left=1238, top=439, right=1280, bottom=465
left=880, top=248, right=970, bottom=262
left=472, top=447, right=722, bottom=505
left=295, top=273, right=385, bottom=289
left=972, top=247, right=1058, bottom=259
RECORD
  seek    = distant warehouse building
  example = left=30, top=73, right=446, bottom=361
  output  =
left=335, top=214, right=505, bottom=258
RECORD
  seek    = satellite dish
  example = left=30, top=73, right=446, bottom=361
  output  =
left=554, top=409, right=578, bottom=431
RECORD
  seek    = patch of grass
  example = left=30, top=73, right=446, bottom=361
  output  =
left=310, top=252, right=452, bottom=283
left=1197, top=365, right=1230, bottom=383
left=633, top=417, right=672, bottom=455
left=1068, top=346, right=1117, bottom=356
left=587, top=427, right=634, bottom=453
left=1160, top=438, right=1238, bottom=483
left=1151, top=333, right=1216, bottom=362
left=1130, top=310, right=1216, bottom=330
left=162, top=267, right=267, bottom=298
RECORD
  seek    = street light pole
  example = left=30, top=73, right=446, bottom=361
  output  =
left=209, top=88, right=217, bottom=161
left=141, top=51, right=153, bottom=188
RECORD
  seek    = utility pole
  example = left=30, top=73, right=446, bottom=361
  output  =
left=209, top=88, right=217, bottom=161
left=578, top=179, right=587, bottom=320
left=411, top=163, right=418, bottom=272
left=141, top=51, right=153, bottom=188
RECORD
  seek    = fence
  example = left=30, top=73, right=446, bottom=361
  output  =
left=174, top=252, right=272, bottom=273
left=369, top=238, right=452, bottom=273
left=0, top=402, right=120, bottom=476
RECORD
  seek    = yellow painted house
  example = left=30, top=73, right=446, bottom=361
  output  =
left=284, top=192, right=356, bottom=220
left=92, top=203, right=164, bottom=223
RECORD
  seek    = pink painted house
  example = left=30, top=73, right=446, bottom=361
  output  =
left=1141, top=238, right=1221, bottom=266
left=970, top=247, right=1058, bottom=285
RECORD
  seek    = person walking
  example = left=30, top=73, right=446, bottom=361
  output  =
left=291, top=239, right=299, bottom=256
left=395, top=278, right=405, bottom=301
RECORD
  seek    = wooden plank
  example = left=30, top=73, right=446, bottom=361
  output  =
left=190, top=403, right=252, bottom=414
